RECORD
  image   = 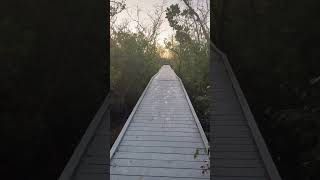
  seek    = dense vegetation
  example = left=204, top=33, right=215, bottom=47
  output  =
left=110, top=22, right=162, bottom=142
left=1, top=1, right=107, bottom=179
left=165, top=2, right=210, bottom=135
left=110, top=0, right=210, bottom=142
left=213, top=0, right=320, bottom=179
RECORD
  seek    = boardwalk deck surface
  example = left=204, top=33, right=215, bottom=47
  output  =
left=110, top=65, right=210, bottom=180
left=58, top=95, right=110, bottom=180
left=60, top=57, right=281, bottom=180
left=210, top=45, right=281, bottom=180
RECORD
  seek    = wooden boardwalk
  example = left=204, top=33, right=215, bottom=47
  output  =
left=59, top=59, right=281, bottom=180
left=110, top=65, right=210, bottom=180
left=210, top=44, right=281, bottom=180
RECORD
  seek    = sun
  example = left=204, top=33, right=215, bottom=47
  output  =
left=160, top=48, right=173, bottom=59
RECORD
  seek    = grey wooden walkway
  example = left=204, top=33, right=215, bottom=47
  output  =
left=110, top=65, right=210, bottom=180
left=59, top=56, right=282, bottom=180
left=59, top=95, right=110, bottom=180
left=210, top=43, right=282, bottom=180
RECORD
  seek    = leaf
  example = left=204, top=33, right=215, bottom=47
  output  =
left=194, top=148, right=200, bottom=159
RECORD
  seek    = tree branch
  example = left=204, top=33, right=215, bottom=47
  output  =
left=181, top=0, right=209, bottom=43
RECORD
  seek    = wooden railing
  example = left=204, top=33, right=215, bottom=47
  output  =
left=210, top=41, right=282, bottom=180
left=58, top=94, right=110, bottom=180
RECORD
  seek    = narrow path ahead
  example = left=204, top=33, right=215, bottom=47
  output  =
left=59, top=60, right=281, bottom=179
left=110, top=65, right=210, bottom=180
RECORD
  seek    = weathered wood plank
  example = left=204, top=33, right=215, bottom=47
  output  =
left=126, top=130, right=201, bottom=137
left=121, top=140, right=205, bottom=148
left=133, top=115, right=194, bottom=119
left=117, top=145, right=206, bottom=154
left=132, top=120, right=195, bottom=124
left=213, top=167, right=267, bottom=177
left=213, top=121, right=246, bottom=126
left=213, top=125, right=249, bottom=131
left=211, top=176, right=267, bottom=180
left=111, top=158, right=207, bottom=169
left=212, top=152, right=260, bottom=159
left=110, top=166, right=209, bottom=178
left=212, top=144, right=257, bottom=152
left=113, top=152, right=208, bottom=161
left=134, top=112, right=192, bottom=115
left=213, top=139, right=255, bottom=145
left=111, top=175, right=207, bottom=180
left=212, top=159, right=263, bottom=168
left=132, top=116, right=194, bottom=120
left=130, top=122, right=196, bottom=128
left=123, top=135, right=202, bottom=142
left=128, top=126, right=198, bottom=132
left=213, top=129, right=250, bottom=138
left=81, top=156, right=109, bottom=165
left=210, top=114, right=244, bottom=121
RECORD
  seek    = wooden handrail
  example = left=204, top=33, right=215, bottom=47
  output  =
left=175, top=70, right=210, bottom=152
left=58, top=94, right=110, bottom=180
left=110, top=69, right=161, bottom=159
left=210, top=41, right=282, bottom=180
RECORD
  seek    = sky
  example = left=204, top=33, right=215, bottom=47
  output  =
left=112, top=0, right=180, bottom=46
left=112, top=0, right=209, bottom=46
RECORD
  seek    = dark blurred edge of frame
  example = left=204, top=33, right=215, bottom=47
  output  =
left=0, top=0, right=110, bottom=179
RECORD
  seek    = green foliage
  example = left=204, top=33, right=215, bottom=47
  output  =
left=194, top=148, right=200, bottom=159
left=110, top=24, right=161, bottom=141
left=163, top=4, right=210, bottom=136
left=164, top=2, right=210, bottom=135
